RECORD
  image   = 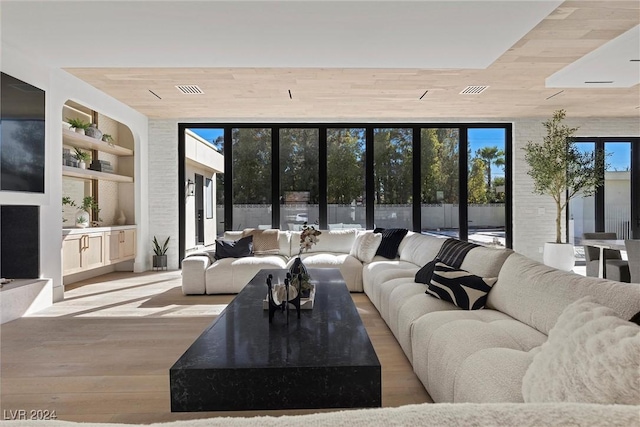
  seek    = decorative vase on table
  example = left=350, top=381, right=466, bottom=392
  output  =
left=289, top=256, right=311, bottom=297
left=116, top=209, right=126, bottom=225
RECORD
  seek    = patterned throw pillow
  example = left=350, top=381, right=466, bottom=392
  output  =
left=214, top=236, right=253, bottom=260
left=373, top=228, right=408, bottom=259
left=415, top=258, right=439, bottom=284
left=425, top=262, right=497, bottom=310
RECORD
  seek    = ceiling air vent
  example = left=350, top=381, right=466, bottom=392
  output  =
left=175, top=85, right=204, bottom=95
left=460, top=85, right=489, bottom=95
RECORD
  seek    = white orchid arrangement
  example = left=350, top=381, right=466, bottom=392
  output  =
left=298, top=222, right=321, bottom=256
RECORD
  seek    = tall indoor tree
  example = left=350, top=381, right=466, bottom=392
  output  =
left=523, top=109, right=607, bottom=269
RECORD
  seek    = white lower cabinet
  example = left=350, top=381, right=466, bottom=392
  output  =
left=63, top=226, right=136, bottom=276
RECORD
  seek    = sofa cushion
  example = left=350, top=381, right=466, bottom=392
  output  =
left=242, top=228, right=280, bottom=255
left=293, top=229, right=357, bottom=254
left=454, top=348, right=535, bottom=403
left=487, top=252, right=640, bottom=335
left=362, top=260, right=418, bottom=304
left=204, top=255, right=287, bottom=294
left=411, top=309, right=547, bottom=403
left=215, top=235, right=253, bottom=260
left=398, top=233, right=446, bottom=266
left=426, top=262, right=497, bottom=310
left=522, top=296, right=640, bottom=405
left=349, top=230, right=383, bottom=263
left=374, top=228, right=408, bottom=259
left=294, top=253, right=364, bottom=292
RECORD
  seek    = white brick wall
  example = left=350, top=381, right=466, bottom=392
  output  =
left=148, top=120, right=181, bottom=270
left=148, top=117, right=639, bottom=267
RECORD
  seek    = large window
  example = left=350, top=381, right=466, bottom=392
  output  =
left=327, top=128, right=366, bottom=230
left=570, top=138, right=639, bottom=250
left=232, top=128, right=272, bottom=230
left=280, top=128, right=319, bottom=230
left=178, top=122, right=513, bottom=261
left=467, top=128, right=506, bottom=248
left=373, top=128, right=413, bottom=229
left=420, top=128, right=459, bottom=238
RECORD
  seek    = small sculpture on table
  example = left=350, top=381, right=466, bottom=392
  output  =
left=266, top=273, right=302, bottom=323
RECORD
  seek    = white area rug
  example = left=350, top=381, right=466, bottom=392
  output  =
left=6, top=403, right=640, bottom=427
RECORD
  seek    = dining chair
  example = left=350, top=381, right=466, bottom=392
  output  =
left=582, top=232, right=630, bottom=282
left=624, top=240, right=640, bottom=283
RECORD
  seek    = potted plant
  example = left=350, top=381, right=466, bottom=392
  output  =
left=102, top=134, right=114, bottom=144
left=73, top=147, right=91, bottom=169
left=152, top=236, right=170, bottom=270
left=75, top=196, right=100, bottom=228
left=523, top=109, right=606, bottom=271
left=66, top=117, right=90, bottom=135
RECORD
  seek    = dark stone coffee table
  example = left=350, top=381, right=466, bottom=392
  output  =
left=170, top=268, right=381, bottom=412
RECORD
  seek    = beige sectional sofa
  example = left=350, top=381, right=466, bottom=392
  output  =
left=181, top=228, right=640, bottom=408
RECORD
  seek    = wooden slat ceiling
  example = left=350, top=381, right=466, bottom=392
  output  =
left=66, top=1, right=640, bottom=120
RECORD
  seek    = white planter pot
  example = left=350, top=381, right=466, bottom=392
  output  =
left=79, top=161, right=86, bottom=169
left=74, top=128, right=85, bottom=135
left=543, top=242, right=575, bottom=271
left=75, top=209, right=90, bottom=228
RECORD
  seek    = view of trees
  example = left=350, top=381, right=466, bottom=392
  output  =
left=231, top=128, right=271, bottom=204
left=421, top=128, right=459, bottom=204
left=327, top=129, right=365, bottom=204
left=280, top=128, right=320, bottom=203
left=219, top=127, right=505, bottom=208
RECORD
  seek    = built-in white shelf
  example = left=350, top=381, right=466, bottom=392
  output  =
left=63, top=165, right=133, bottom=183
left=63, top=129, right=133, bottom=156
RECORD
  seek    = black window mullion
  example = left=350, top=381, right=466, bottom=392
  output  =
left=272, top=128, right=280, bottom=228
left=365, top=127, right=375, bottom=229
left=319, top=126, right=328, bottom=229
left=459, top=127, right=469, bottom=241
left=633, top=139, right=640, bottom=238
left=223, top=127, right=233, bottom=231
left=594, top=139, right=605, bottom=232
left=505, top=124, right=513, bottom=248
left=178, top=124, right=186, bottom=265
left=412, top=127, right=421, bottom=233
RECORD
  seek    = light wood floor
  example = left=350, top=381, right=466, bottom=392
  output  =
left=0, top=271, right=432, bottom=423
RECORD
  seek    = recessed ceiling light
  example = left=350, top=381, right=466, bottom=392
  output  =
left=460, top=86, right=488, bottom=95
left=176, top=85, right=204, bottom=94
left=584, top=81, right=614, bottom=84
left=419, top=90, right=429, bottom=100
left=630, top=59, right=640, bottom=62
left=546, top=90, right=564, bottom=100
left=148, top=90, right=162, bottom=100
left=288, top=90, right=293, bottom=99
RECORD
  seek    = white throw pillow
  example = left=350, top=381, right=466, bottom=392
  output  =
left=349, top=231, right=383, bottom=263
left=521, top=296, right=640, bottom=404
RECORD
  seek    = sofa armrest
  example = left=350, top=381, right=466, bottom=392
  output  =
left=181, top=256, right=211, bottom=295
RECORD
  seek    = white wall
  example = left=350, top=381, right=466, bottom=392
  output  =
left=1, top=44, right=149, bottom=301
left=149, top=117, right=639, bottom=266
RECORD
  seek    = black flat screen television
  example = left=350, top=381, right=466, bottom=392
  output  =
left=0, top=72, right=45, bottom=193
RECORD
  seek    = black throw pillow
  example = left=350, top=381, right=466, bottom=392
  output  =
left=415, top=258, right=439, bottom=284
left=374, top=228, right=409, bottom=259
left=629, top=310, right=640, bottom=326
left=215, top=235, right=253, bottom=260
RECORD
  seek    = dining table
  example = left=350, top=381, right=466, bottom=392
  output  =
left=582, top=239, right=628, bottom=279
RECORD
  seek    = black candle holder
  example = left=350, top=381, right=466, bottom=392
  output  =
left=266, top=273, right=302, bottom=323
